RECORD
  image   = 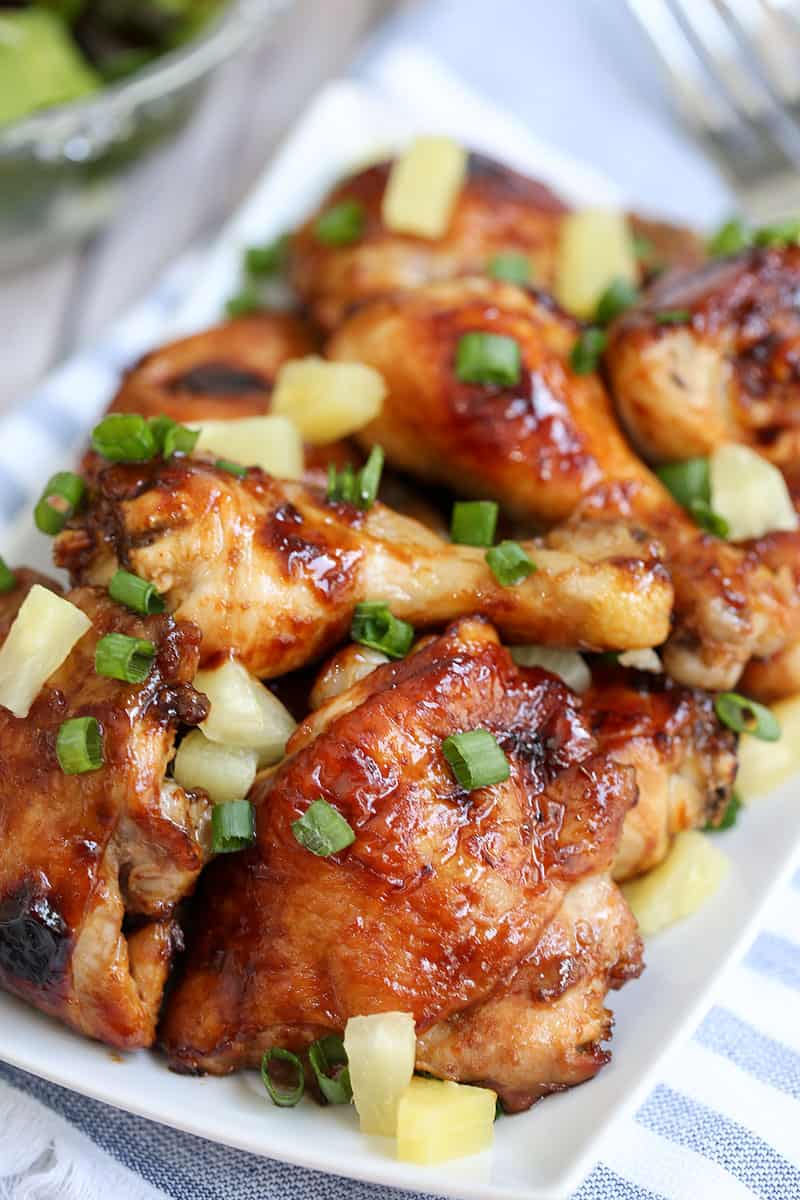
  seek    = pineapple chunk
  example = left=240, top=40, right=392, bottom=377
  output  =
left=555, top=209, right=637, bottom=318
left=509, top=646, right=590, bottom=693
left=382, top=136, right=467, bottom=239
left=397, top=1078, right=497, bottom=1165
left=192, top=415, right=303, bottom=479
left=710, top=443, right=799, bottom=541
left=344, top=1012, right=416, bottom=1136
left=173, top=730, right=257, bottom=804
left=271, top=356, right=385, bottom=444
left=196, top=659, right=295, bottom=767
left=622, top=830, right=728, bottom=937
left=0, top=586, right=91, bottom=718
left=736, top=692, right=799, bottom=801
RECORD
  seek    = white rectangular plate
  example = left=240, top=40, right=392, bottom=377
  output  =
left=1, top=51, right=799, bottom=1200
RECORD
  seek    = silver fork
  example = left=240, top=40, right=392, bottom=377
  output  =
left=625, top=0, right=800, bottom=222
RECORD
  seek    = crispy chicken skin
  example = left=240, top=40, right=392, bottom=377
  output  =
left=584, top=666, right=737, bottom=881
left=54, top=457, right=672, bottom=677
left=0, top=573, right=210, bottom=1048
left=291, top=154, right=568, bottom=331
left=606, top=246, right=800, bottom=465
left=329, top=276, right=800, bottom=690
left=161, top=618, right=642, bottom=1108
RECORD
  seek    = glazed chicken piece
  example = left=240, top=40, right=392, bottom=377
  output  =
left=606, top=245, right=800, bottom=466
left=583, top=664, right=737, bottom=880
left=0, top=573, right=210, bottom=1048
left=161, top=617, right=643, bottom=1110
left=329, top=276, right=800, bottom=690
left=54, top=457, right=672, bottom=678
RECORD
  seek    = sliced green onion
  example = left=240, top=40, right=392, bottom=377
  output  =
left=308, top=1035, right=352, bottom=1105
left=163, top=422, right=200, bottom=458
left=595, top=277, right=638, bottom=325
left=442, top=728, right=510, bottom=790
left=215, top=458, right=248, bottom=478
left=34, top=471, right=85, bottom=535
left=225, top=284, right=263, bottom=317
left=314, top=200, right=364, bottom=246
left=486, top=540, right=536, bottom=586
left=292, top=797, right=355, bottom=857
left=714, top=693, right=781, bottom=741
left=753, top=217, right=800, bottom=248
left=569, top=327, right=607, bottom=374
left=705, top=790, right=741, bottom=832
left=261, top=1047, right=305, bottom=1108
left=654, top=308, right=691, bottom=325
left=108, top=569, right=165, bottom=615
left=455, top=332, right=521, bottom=387
left=656, top=458, right=728, bottom=537
left=450, top=500, right=498, bottom=547
left=211, top=799, right=256, bottom=853
left=55, top=716, right=103, bottom=775
left=245, top=234, right=289, bottom=278
left=95, top=633, right=156, bottom=683
left=708, top=217, right=751, bottom=257
left=689, top=498, right=730, bottom=538
left=488, top=252, right=530, bottom=285
left=0, top=556, right=16, bottom=594
left=326, top=446, right=384, bottom=510
left=91, top=414, right=157, bottom=463
left=351, top=601, right=414, bottom=658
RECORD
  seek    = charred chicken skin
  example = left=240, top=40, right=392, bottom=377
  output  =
left=329, top=276, right=800, bottom=690
left=0, top=573, right=210, bottom=1048
left=54, top=457, right=672, bottom=678
left=161, top=617, right=643, bottom=1109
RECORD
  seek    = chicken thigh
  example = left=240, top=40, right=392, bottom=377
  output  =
left=161, top=617, right=642, bottom=1109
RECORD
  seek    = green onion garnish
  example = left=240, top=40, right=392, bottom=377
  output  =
left=91, top=414, right=157, bottom=463
left=225, top=288, right=262, bottom=318
left=245, top=234, right=289, bottom=278
left=689, top=498, right=729, bottom=538
left=108, top=569, right=165, bottom=615
left=654, top=309, right=691, bottom=325
left=211, top=800, right=256, bottom=853
left=488, top=252, right=530, bottom=285
left=455, top=332, right=522, bottom=387
left=34, top=471, right=85, bottom=536
left=569, top=328, right=607, bottom=374
left=351, top=601, right=414, bottom=658
left=326, top=446, right=384, bottom=510
left=753, top=217, right=800, bottom=248
left=95, top=633, right=156, bottom=684
left=705, top=790, right=741, bottom=832
left=314, top=200, right=364, bottom=246
left=0, top=556, right=16, bottom=594
left=291, top=797, right=355, bottom=857
left=55, top=716, right=103, bottom=775
left=215, top=458, right=248, bottom=478
left=450, top=500, right=498, bottom=547
left=261, top=1047, right=305, bottom=1108
left=708, top=218, right=751, bottom=258
left=714, top=693, right=781, bottom=741
left=151, top=417, right=200, bottom=458
left=486, top=540, right=536, bottom=586
left=656, top=458, right=729, bottom=537
left=442, top=728, right=510, bottom=790
left=595, top=278, right=638, bottom=325
left=308, top=1035, right=352, bottom=1105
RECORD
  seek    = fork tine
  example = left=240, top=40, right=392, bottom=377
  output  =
left=717, top=0, right=800, bottom=109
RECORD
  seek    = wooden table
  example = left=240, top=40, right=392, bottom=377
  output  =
left=0, top=0, right=402, bottom=413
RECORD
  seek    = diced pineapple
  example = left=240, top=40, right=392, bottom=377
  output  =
left=555, top=209, right=637, bottom=318
left=382, top=136, right=467, bottom=239
left=0, top=586, right=91, bottom=718
left=617, top=648, right=663, bottom=674
left=622, top=830, right=729, bottom=937
left=344, top=1011, right=416, bottom=1136
left=195, top=659, right=296, bottom=767
left=173, top=729, right=257, bottom=804
left=509, top=645, right=590, bottom=693
left=271, top=356, right=385, bottom=444
left=710, top=443, right=799, bottom=541
left=736, top=692, right=800, bottom=801
left=310, top=644, right=389, bottom=709
left=397, top=1078, right=497, bottom=1165
left=192, top=415, right=303, bottom=479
